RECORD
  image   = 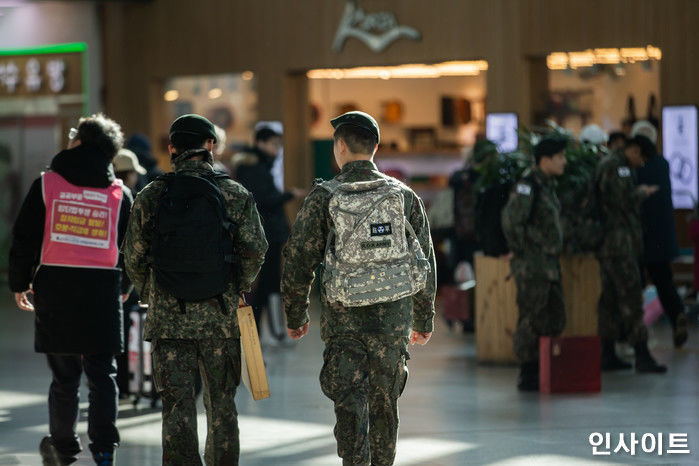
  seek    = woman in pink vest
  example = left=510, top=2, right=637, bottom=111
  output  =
left=9, top=114, right=133, bottom=466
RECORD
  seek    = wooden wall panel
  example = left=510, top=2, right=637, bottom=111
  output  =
left=102, top=0, right=699, bottom=186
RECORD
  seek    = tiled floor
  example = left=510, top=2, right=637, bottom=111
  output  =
left=0, top=287, right=696, bottom=465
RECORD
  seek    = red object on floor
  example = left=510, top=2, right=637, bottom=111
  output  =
left=440, top=285, right=471, bottom=321
left=539, top=336, right=601, bottom=394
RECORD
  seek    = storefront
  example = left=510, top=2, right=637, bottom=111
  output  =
left=101, top=0, right=699, bottom=196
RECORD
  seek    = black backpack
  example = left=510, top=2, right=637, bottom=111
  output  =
left=152, top=172, right=237, bottom=314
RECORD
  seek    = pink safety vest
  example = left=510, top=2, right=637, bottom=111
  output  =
left=40, top=172, right=124, bottom=269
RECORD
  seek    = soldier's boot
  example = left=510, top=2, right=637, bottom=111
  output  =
left=517, top=362, right=539, bottom=391
left=342, top=460, right=369, bottom=466
left=672, top=313, right=688, bottom=349
left=634, top=343, right=667, bottom=373
left=600, top=340, right=632, bottom=371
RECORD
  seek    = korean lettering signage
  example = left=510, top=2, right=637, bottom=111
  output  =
left=0, top=43, right=85, bottom=98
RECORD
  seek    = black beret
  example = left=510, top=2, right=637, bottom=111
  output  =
left=331, top=111, right=380, bottom=144
left=534, top=135, right=568, bottom=158
left=169, top=114, right=217, bottom=143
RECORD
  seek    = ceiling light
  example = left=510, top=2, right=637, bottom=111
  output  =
left=307, top=60, right=489, bottom=80
left=208, top=88, right=222, bottom=99
left=164, top=89, right=179, bottom=101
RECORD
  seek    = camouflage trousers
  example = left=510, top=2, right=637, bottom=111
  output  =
left=152, top=338, right=241, bottom=466
left=319, top=335, right=409, bottom=466
left=598, top=256, right=648, bottom=345
left=513, top=276, right=567, bottom=363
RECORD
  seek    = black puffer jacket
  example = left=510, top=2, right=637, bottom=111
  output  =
left=9, top=144, right=133, bottom=355
left=233, top=148, right=293, bottom=243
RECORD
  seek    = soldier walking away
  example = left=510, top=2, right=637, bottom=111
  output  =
left=281, top=111, right=436, bottom=466
left=233, top=126, right=305, bottom=343
left=501, top=135, right=568, bottom=391
left=123, top=114, right=268, bottom=465
left=9, top=114, right=133, bottom=465
left=596, top=135, right=667, bottom=373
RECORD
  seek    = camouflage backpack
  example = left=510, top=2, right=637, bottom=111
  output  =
left=319, top=178, right=430, bottom=307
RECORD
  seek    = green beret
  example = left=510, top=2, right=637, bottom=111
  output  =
left=169, top=114, right=217, bottom=143
left=331, top=111, right=380, bottom=144
left=534, top=135, right=568, bottom=158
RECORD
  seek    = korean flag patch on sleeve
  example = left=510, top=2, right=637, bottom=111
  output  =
left=617, top=166, right=631, bottom=178
left=516, top=183, right=532, bottom=196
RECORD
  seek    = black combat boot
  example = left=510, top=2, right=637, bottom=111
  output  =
left=601, top=339, right=632, bottom=371
left=634, top=343, right=667, bottom=373
left=672, top=313, right=688, bottom=348
left=39, top=437, right=77, bottom=466
left=517, top=362, right=539, bottom=391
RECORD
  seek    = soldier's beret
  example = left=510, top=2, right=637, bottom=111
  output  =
left=534, top=135, right=568, bottom=158
left=169, top=114, right=217, bottom=143
left=331, top=111, right=380, bottom=144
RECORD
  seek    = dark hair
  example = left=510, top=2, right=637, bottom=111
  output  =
left=608, top=131, right=627, bottom=146
left=255, top=127, right=281, bottom=143
left=533, top=135, right=567, bottom=164
left=333, top=124, right=378, bottom=155
left=76, top=113, right=123, bottom=158
left=170, top=132, right=208, bottom=153
left=626, top=134, right=657, bottom=159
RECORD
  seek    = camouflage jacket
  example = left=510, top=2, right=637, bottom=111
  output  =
left=596, top=150, right=647, bottom=259
left=281, top=160, right=436, bottom=342
left=123, top=158, right=267, bottom=341
left=501, top=166, right=563, bottom=281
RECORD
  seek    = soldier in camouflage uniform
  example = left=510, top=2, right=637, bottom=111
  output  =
left=123, top=115, right=268, bottom=465
left=501, top=135, right=568, bottom=391
left=281, top=112, right=436, bottom=466
left=595, top=135, right=666, bottom=373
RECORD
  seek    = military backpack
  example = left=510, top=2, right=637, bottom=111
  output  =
left=151, top=172, right=236, bottom=313
left=319, top=178, right=430, bottom=307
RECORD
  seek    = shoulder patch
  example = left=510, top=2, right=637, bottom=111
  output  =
left=617, top=166, right=631, bottom=178
left=516, top=183, right=532, bottom=196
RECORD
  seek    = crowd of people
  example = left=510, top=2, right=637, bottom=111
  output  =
left=447, top=120, right=690, bottom=390
left=5, top=101, right=692, bottom=464
left=8, top=111, right=435, bottom=466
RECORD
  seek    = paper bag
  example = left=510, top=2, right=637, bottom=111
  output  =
left=237, top=299, right=270, bottom=401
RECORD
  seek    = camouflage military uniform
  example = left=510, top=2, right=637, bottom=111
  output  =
left=281, top=160, right=436, bottom=466
left=123, top=157, right=267, bottom=465
left=596, top=150, right=649, bottom=345
left=502, top=166, right=566, bottom=363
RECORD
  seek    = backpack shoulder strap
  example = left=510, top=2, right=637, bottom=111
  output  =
left=318, top=178, right=342, bottom=194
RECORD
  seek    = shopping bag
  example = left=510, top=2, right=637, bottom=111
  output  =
left=540, top=336, right=601, bottom=393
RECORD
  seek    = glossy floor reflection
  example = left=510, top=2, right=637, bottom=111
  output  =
left=0, top=288, right=697, bottom=465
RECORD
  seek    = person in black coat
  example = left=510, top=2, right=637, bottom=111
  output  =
left=634, top=133, right=688, bottom=348
left=9, top=114, right=132, bottom=465
left=233, top=127, right=304, bottom=340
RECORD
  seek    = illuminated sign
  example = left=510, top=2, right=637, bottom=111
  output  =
left=663, top=105, right=698, bottom=210
left=333, top=0, right=421, bottom=53
left=0, top=43, right=85, bottom=98
left=486, top=113, right=519, bottom=152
